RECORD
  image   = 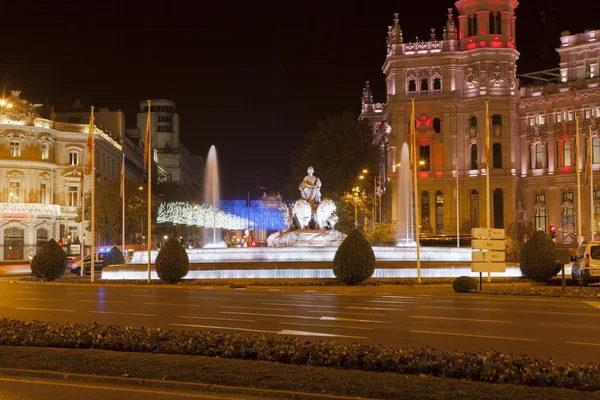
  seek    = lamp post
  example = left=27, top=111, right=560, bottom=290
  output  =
left=352, top=186, right=361, bottom=229
left=358, top=169, right=379, bottom=231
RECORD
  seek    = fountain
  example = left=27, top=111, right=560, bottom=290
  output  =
left=203, top=145, right=227, bottom=248
left=396, top=143, right=414, bottom=245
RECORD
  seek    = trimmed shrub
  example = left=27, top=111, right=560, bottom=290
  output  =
left=333, top=230, right=375, bottom=285
left=103, top=246, right=125, bottom=268
left=520, top=231, right=558, bottom=282
left=453, top=276, right=478, bottom=293
left=155, top=237, right=189, bottom=283
left=30, top=239, right=67, bottom=281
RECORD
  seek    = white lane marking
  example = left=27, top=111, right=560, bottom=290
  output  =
left=261, top=302, right=336, bottom=309
left=15, top=307, right=75, bottom=312
left=201, top=287, right=214, bottom=290
left=279, top=322, right=373, bottom=331
left=16, top=298, right=64, bottom=302
left=567, top=341, right=600, bottom=346
left=126, top=294, right=166, bottom=298
left=307, top=310, right=386, bottom=317
left=410, top=315, right=511, bottom=323
left=305, top=290, right=317, bottom=292
left=171, top=324, right=276, bottom=334
left=269, top=289, right=279, bottom=291
left=320, top=316, right=390, bottom=323
left=221, top=312, right=317, bottom=320
left=89, top=311, right=156, bottom=317
left=419, top=305, right=600, bottom=317
left=368, top=300, right=415, bottom=304
left=78, top=300, right=126, bottom=304
left=220, top=306, right=291, bottom=311
left=410, top=330, right=539, bottom=342
left=234, top=288, right=246, bottom=291
left=177, top=316, right=257, bottom=323
left=584, top=301, right=600, bottom=309
left=144, top=302, right=199, bottom=307
left=383, top=295, right=431, bottom=298
left=183, top=297, right=232, bottom=300
left=540, top=322, right=600, bottom=330
left=346, top=306, right=403, bottom=311
left=278, top=329, right=367, bottom=339
left=14, top=291, right=38, bottom=294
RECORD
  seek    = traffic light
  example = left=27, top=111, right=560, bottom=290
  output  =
left=550, top=225, right=557, bottom=240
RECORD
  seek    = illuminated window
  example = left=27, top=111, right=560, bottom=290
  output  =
left=564, top=140, right=572, bottom=166
left=9, top=181, right=19, bottom=203
left=535, top=207, right=547, bottom=232
left=40, top=183, right=48, bottom=204
left=556, top=113, right=562, bottom=123
left=69, top=151, right=79, bottom=166
left=10, top=141, right=20, bottom=157
left=535, top=143, right=543, bottom=169
left=68, top=186, right=79, bottom=207
left=436, top=191, right=444, bottom=234
left=41, top=143, right=49, bottom=160
left=594, top=137, right=600, bottom=164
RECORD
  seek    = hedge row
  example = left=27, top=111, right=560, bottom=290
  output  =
left=483, top=286, right=600, bottom=299
left=0, top=318, right=597, bottom=390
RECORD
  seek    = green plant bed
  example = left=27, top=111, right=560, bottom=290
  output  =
left=0, top=318, right=599, bottom=391
left=482, top=286, right=600, bottom=299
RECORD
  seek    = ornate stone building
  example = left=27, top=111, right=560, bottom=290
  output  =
left=0, top=91, right=122, bottom=260
left=361, top=0, right=600, bottom=244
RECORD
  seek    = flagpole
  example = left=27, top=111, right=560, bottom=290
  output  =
left=146, top=100, right=152, bottom=283
left=411, top=98, right=421, bottom=284
left=576, top=116, right=582, bottom=245
left=456, top=154, right=460, bottom=248
left=80, top=150, right=85, bottom=277
left=122, top=151, right=126, bottom=255
left=485, top=101, right=491, bottom=282
left=591, top=126, right=595, bottom=241
left=90, top=106, right=96, bottom=282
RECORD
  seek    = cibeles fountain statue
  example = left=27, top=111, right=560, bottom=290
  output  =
left=267, top=166, right=347, bottom=247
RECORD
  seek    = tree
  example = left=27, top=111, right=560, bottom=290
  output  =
left=286, top=111, right=379, bottom=203
left=506, top=220, right=535, bottom=261
left=155, top=237, right=189, bottom=283
left=520, top=231, right=558, bottom=282
left=337, top=190, right=372, bottom=234
left=333, top=230, right=375, bottom=285
left=30, top=239, right=67, bottom=281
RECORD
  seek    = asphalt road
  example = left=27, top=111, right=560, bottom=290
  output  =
left=0, top=281, right=599, bottom=364
left=0, top=374, right=267, bottom=400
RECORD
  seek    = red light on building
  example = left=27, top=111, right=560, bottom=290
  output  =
left=490, top=41, right=503, bottom=48
left=466, top=43, right=477, bottom=50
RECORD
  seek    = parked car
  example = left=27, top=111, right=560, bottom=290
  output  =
left=70, top=252, right=106, bottom=275
left=571, top=241, right=600, bottom=286
left=67, top=256, right=80, bottom=273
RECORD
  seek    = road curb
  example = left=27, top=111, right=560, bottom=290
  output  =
left=0, top=367, right=371, bottom=400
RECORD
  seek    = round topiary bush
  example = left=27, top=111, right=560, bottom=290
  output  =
left=30, top=238, right=67, bottom=281
left=453, top=276, right=478, bottom=293
left=155, top=237, right=189, bottom=283
left=333, top=230, right=375, bottom=285
left=103, top=246, right=125, bottom=268
left=520, top=230, right=557, bottom=282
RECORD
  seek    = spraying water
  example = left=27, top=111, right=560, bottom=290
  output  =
left=203, top=145, right=226, bottom=248
left=396, top=143, right=415, bottom=245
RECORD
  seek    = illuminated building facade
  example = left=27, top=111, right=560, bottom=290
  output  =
left=0, top=91, right=122, bottom=260
left=361, top=0, right=600, bottom=244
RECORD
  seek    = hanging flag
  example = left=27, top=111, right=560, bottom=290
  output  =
left=588, top=126, right=594, bottom=184
left=143, top=102, right=151, bottom=169
left=409, top=98, right=415, bottom=168
left=120, top=155, right=125, bottom=198
left=86, top=107, right=94, bottom=175
left=576, top=116, right=580, bottom=175
left=485, top=101, right=490, bottom=169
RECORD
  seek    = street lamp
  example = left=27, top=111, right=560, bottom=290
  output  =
left=358, top=169, right=378, bottom=231
left=352, top=186, right=361, bottom=229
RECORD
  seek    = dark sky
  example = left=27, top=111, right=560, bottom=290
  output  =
left=1, top=0, right=597, bottom=199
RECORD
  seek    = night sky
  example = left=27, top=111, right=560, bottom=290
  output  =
left=1, top=0, right=597, bottom=199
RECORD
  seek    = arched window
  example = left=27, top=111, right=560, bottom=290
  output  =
left=492, top=114, right=502, bottom=126
left=421, top=191, right=430, bottom=228
left=493, top=143, right=502, bottom=168
left=493, top=189, right=504, bottom=228
left=436, top=191, right=444, bottom=234
left=433, top=77, right=441, bottom=91
left=470, top=116, right=478, bottom=128
left=408, top=80, right=416, bottom=93
left=470, top=144, right=478, bottom=170
left=419, top=145, right=430, bottom=171
left=421, top=79, right=429, bottom=92
left=433, top=118, right=441, bottom=133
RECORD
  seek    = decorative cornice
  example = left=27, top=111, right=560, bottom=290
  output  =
left=0, top=203, right=61, bottom=218
left=520, top=89, right=600, bottom=108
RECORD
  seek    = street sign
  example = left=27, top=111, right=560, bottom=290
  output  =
left=471, top=251, right=506, bottom=262
left=472, top=239, right=506, bottom=251
left=471, top=228, right=505, bottom=240
left=471, top=262, right=507, bottom=273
